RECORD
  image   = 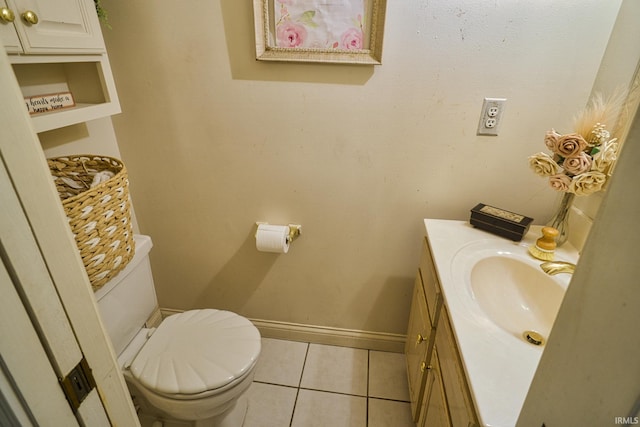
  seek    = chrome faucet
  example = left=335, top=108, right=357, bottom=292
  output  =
left=540, top=261, right=576, bottom=275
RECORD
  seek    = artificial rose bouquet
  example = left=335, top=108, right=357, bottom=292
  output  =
left=528, top=93, right=623, bottom=196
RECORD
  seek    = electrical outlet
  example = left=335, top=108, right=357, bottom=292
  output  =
left=477, top=97, right=506, bottom=136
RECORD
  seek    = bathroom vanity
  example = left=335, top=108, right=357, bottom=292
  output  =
left=406, top=219, right=579, bottom=427
left=406, top=230, right=478, bottom=427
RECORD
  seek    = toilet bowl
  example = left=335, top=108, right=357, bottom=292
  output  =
left=95, top=235, right=261, bottom=426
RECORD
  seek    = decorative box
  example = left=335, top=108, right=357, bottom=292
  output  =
left=470, top=203, right=533, bottom=241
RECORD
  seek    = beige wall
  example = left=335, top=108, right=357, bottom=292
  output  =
left=96, top=0, right=622, bottom=335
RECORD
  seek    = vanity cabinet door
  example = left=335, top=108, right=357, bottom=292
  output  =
left=436, top=306, right=479, bottom=427
left=408, top=234, right=481, bottom=427
left=418, top=349, right=451, bottom=427
left=4, top=0, right=104, bottom=54
left=405, top=272, right=433, bottom=421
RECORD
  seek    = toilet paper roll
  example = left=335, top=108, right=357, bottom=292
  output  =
left=256, top=224, right=290, bottom=253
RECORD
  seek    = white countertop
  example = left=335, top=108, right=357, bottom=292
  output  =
left=423, top=219, right=580, bottom=427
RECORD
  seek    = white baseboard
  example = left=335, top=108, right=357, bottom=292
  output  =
left=160, top=308, right=406, bottom=353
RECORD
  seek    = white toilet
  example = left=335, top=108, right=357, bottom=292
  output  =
left=95, top=235, right=261, bottom=427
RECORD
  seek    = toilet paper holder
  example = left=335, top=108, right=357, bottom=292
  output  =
left=255, top=222, right=302, bottom=244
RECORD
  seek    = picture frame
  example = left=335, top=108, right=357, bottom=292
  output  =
left=253, top=0, right=387, bottom=65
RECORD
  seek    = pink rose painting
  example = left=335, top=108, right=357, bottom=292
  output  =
left=341, top=28, right=364, bottom=50
left=277, top=21, right=307, bottom=47
left=274, top=0, right=368, bottom=50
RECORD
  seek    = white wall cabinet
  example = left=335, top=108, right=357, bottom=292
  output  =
left=1, top=0, right=120, bottom=132
left=1, top=0, right=104, bottom=54
left=0, top=0, right=21, bottom=50
left=405, top=237, right=480, bottom=427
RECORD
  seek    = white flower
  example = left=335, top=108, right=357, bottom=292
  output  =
left=528, top=152, right=560, bottom=177
left=591, top=138, right=618, bottom=173
left=570, top=171, right=607, bottom=195
left=587, top=123, right=611, bottom=147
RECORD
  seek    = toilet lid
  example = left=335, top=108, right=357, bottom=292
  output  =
left=129, top=309, right=261, bottom=395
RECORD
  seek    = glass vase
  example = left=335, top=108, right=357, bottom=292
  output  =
left=547, top=192, right=575, bottom=247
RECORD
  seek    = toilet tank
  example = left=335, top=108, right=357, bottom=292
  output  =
left=95, top=234, right=159, bottom=356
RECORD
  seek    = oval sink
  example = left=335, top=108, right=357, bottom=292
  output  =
left=470, top=256, right=564, bottom=342
left=450, top=239, right=571, bottom=345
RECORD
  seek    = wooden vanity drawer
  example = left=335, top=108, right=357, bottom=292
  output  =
left=419, top=237, right=443, bottom=327
left=435, top=306, right=479, bottom=427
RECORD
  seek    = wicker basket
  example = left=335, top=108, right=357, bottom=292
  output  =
left=48, top=155, right=135, bottom=291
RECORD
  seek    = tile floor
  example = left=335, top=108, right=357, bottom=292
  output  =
left=244, top=338, right=414, bottom=427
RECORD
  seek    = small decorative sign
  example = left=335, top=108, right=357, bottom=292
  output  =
left=479, top=205, right=525, bottom=223
left=25, top=92, right=76, bottom=115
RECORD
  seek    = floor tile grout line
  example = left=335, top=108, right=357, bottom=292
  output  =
left=298, top=342, right=310, bottom=388
left=289, top=387, right=300, bottom=427
left=297, top=387, right=368, bottom=398
left=369, top=396, right=412, bottom=404
left=252, top=380, right=299, bottom=390
left=252, top=379, right=411, bottom=404
left=289, top=342, right=310, bottom=427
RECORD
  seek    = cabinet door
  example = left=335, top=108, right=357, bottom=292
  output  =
left=0, top=0, right=22, bottom=52
left=436, top=306, right=479, bottom=427
left=405, top=273, right=433, bottom=421
left=419, top=350, right=451, bottom=427
left=7, top=0, right=104, bottom=53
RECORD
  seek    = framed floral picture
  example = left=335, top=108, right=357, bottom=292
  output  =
left=253, top=0, right=387, bottom=65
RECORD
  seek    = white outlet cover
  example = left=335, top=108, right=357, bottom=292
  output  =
left=477, top=98, right=506, bottom=136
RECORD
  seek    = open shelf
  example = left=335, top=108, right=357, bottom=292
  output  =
left=11, top=54, right=120, bottom=133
